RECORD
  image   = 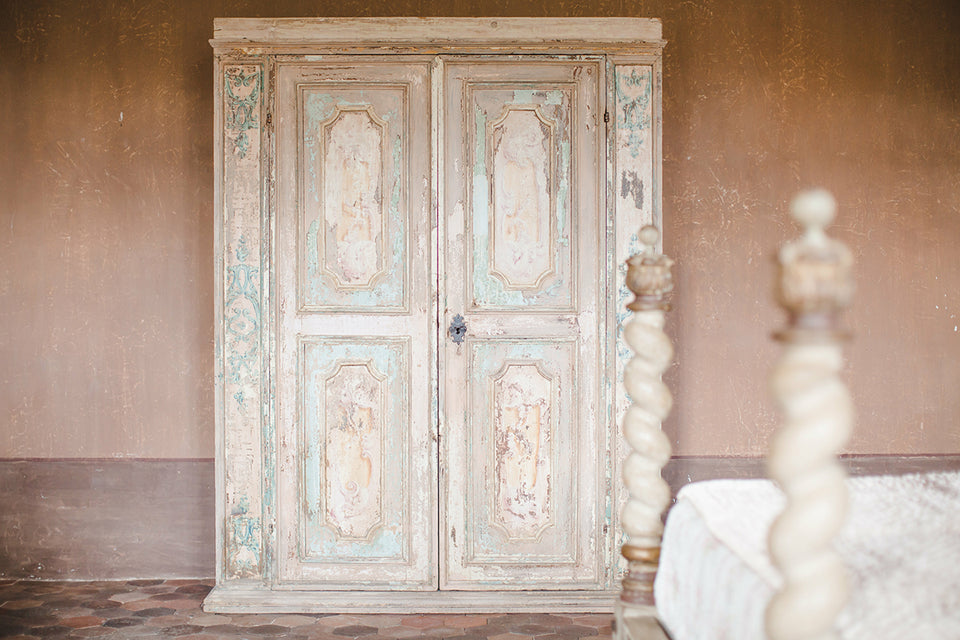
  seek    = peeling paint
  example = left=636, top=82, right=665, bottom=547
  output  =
left=268, top=60, right=437, bottom=587
left=493, top=363, right=553, bottom=540
left=620, top=170, right=644, bottom=211
left=301, top=339, right=407, bottom=561
left=470, top=88, right=573, bottom=310
left=224, top=67, right=261, bottom=158
left=221, top=63, right=265, bottom=580
left=465, top=340, right=574, bottom=564
left=301, top=88, right=406, bottom=311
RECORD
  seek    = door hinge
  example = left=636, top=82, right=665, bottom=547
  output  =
left=603, top=111, right=610, bottom=124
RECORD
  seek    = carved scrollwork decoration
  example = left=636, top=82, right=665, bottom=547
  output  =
left=224, top=66, right=261, bottom=159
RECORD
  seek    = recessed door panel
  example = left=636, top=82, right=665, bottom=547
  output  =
left=441, top=58, right=604, bottom=589
left=275, top=60, right=435, bottom=589
left=299, top=337, right=409, bottom=562
left=298, top=84, right=409, bottom=312
left=467, top=84, right=576, bottom=312
left=464, top=339, right=578, bottom=565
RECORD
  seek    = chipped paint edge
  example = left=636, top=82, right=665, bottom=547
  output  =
left=608, top=57, right=663, bottom=588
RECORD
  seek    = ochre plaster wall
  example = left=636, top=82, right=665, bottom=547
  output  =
left=1, top=0, right=958, bottom=458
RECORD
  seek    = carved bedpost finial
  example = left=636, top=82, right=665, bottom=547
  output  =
left=766, top=189, right=854, bottom=640
left=776, top=188, right=853, bottom=340
left=616, top=225, right=674, bottom=625
left=626, top=225, right=674, bottom=312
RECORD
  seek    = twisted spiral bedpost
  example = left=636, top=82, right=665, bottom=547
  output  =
left=616, top=225, right=674, bottom=619
left=766, top=190, right=854, bottom=640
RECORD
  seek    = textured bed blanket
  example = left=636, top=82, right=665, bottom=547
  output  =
left=654, top=470, right=960, bottom=640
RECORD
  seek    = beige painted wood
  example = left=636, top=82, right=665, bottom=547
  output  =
left=440, top=57, right=605, bottom=589
left=204, top=586, right=617, bottom=613
left=274, top=59, right=436, bottom=588
left=212, top=17, right=662, bottom=48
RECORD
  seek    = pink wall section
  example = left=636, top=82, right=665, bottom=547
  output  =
left=1, top=0, right=958, bottom=457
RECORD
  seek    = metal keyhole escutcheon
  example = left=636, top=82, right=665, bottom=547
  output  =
left=449, top=314, right=467, bottom=345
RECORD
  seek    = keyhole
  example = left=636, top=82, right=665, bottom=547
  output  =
left=449, top=314, right=467, bottom=345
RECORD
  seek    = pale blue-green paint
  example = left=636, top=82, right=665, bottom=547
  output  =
left=305, top=526, right=404, bottom=561
left=228, top=496, right=262, bottom=576
left=470, top=90, right=572, bottom=309
left=222, top=64, right=264, bottom=580
left=225, top=236, right=261, bottom=388
left=510, top=89, right=563, bottom=106
left=616, top=67, right=651, bottom=159
left=301, top=339, right=408, bottom=561
left=305, top=218, right=321, bottom=277
left=465, top=340, right=576, bottom=562
left=224, top=67, right=260, bottom=159
left=301, top=90, right=406, bottom=310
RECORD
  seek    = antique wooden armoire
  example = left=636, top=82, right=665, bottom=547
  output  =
left=206, top=17, right=664, bottom=612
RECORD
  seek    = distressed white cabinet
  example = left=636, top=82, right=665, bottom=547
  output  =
left=207, top=18, right=664, bottom=613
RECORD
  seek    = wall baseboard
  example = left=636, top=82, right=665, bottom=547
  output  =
left=0, top=459, right=214, bottom=580
left=1, top=455, right=957, bottom=580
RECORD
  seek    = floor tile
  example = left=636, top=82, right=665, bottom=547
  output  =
left=443, top=615, right=490, bottom=628
left=0, top=599, right=44, bottom=610
left=0, top=580, right=626, bottom=640
left=59, top=615, right=103, bottom=628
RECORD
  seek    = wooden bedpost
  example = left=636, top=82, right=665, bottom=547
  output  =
left=766, top=190, right=854, bottom=640
left=615, top=225, right=674, bottom=632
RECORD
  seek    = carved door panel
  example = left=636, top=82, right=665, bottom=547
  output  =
left=440, top=59, right=604, bottom=588
left=274, top=60, right=436, bottom=588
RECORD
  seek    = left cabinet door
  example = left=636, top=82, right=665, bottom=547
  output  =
left=274, top=60, right=437, bottom=589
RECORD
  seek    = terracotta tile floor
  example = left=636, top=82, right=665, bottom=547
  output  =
left=0, top=580, right=614, bottom=639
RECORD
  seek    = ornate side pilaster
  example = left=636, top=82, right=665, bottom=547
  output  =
left=611, top=62, right=661, bottom=586
left=217, top=61, right=266, bottom=581
left=615, top=226, right=673, bottom=623
left=766, top=190, right=854, bottom=640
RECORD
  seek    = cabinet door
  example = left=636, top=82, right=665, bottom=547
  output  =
left=440, top=59, right=605, bottom=589
left=274, top=60, right=436, bottom=589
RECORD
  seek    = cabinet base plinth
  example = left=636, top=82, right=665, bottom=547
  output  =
left=203, top=586, right=618, bottom=614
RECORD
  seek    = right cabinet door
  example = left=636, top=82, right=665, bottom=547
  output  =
left=440, top=58, right=606, bottom=589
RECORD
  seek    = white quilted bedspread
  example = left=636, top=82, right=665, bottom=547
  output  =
left=654, top=471, right=960, bottom=640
